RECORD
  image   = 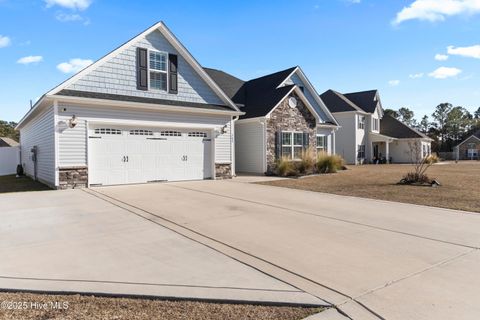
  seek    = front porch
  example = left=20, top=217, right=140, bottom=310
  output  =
left=370, top=133, right=396, bottom=164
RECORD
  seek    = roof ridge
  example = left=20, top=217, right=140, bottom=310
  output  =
left=245, top=66, right=297, bottom=83
left=330, top=90, right=365, bottom=113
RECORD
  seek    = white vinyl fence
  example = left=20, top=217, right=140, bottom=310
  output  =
left=0, top=146, right=20, bottom=176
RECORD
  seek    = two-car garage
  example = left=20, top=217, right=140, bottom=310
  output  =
left=88, top=125, right=213, bottom=186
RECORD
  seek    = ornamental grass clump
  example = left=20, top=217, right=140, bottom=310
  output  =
left=276, top=156, right=298, bottom=177
left=297, top=148, right=316, bottom=175
left=316, top=152, right=345, bottom=174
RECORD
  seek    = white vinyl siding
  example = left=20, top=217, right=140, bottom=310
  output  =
left=235, top=120, right=265, bottom=173
left=19, top=106, right=55, bottom=186
left=332, top=112, right=357, bottom=164
left=57, top=103, right=232, bottom=167
left=66, top=30, right=224, bottom=105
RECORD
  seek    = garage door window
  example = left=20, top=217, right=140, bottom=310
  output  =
left=160, top=131, right=182, bottom=137
left=129, top=129, right=153, bottom=136
left=95, top=128, right=122, bottom=135
left=188, top=132, right=207, bottom=137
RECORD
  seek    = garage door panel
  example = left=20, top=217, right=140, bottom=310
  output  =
left=89, top=127, right=212, bottom=185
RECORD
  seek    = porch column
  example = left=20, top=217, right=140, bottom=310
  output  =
left=386, top=141, right=390, bottom=164
left=331, top=129, right=336, bottom=155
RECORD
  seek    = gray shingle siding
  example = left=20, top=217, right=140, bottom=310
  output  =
left=288, top=73, right=330, bottom=122
left=66, top=30, right=224, bottom=105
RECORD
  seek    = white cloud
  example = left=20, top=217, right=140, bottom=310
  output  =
left=409, top=73, right=424, bottom=79
left=435, top=53, right=449, bottom=61
left=45, top=0, right=92, bottom=11
left=55, top=12, right=90, bottom=25
left=0, top=35, right=11, bottom=48
left=393, top=0, right=480, bottom=25
left=388, top=80, right=400, bottom=86
left=447, top=44, right=480, bottom=59
left=17, top=56, right=43, bottom=65
left=428, top=66, right=462, bottom=79
left=57, top=58, right=93, bottom=73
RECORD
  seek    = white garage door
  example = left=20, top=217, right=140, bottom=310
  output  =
left=88, top=126, right=212, bottom=186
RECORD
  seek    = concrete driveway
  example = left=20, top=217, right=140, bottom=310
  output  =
left=92, top=179, right=480, bottom=320
left=0, top=189, right=323, bottom=306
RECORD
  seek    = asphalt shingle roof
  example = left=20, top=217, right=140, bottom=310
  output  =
left=205, top=66, right=298, bottom=119
left=380, top=115, right=430, bottom=139
left=320, top=90, right=364, bottom=113
left=0, top=137, right=19, bottom=147
left=343, top=90, right=379, bottom=114
left=55, top=90, right=232, bottom=111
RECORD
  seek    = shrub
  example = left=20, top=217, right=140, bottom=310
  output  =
left=276, top=156, right=298, bottom=177
left=425, top=154, right=439, bottom=164
left=400, top=172, right=431, bottom=185
left=316, top=152, right=345, bottom=174
left=297, top=148, right=316, bottom=174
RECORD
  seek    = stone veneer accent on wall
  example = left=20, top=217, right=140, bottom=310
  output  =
left=58, top=166, right=88, bottom=189
left=215, top=163, right=232, bottom=179
left=266, top=93, right=317, bottom=173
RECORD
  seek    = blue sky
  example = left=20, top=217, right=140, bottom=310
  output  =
left=1, top=0, right=479, bottom=122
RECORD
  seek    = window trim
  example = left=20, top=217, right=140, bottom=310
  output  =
left=372, top=118, right=379, bottom=131
left=316, top=134, right=327, bottom=152
left=358, top=115, right=365, bottom=130
left=281, top=131, right=304, bottom=160
left=148, top=49, right=168, bottom=92
left=357, top=144, right=366, bottom=159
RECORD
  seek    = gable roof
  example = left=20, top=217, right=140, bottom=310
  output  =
left=380, top=115, right=431, bottom=139
left=320, top=89, right=365, bottom=113
left=0, top=137, right=19, bottom=147
left=454, top=130, right=480, bottom=148
left=206, top=66, right=337, bottom=123
left=203, top=68, right=246, bottom=106
left=17, top=21, right=242, bottom=129
left=344, top=90, right=380, bottom=114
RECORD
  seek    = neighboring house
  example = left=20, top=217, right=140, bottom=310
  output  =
left=453, top=131, right=480, bottom=160
left=0, top=137, right=19, bottom=147
left=16, top=21, right=243, bottom=189
left=321, top=89, right=432, bottom=164
left=206, top=67, right=339, bottom=174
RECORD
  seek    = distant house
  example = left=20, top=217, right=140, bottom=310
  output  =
left=320, top=89, right=432, bottom=164
left=0, top=137, right=19, bottom=147
left=453, top=131, right=480, bottom=160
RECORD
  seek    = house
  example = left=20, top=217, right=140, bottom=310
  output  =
left=206, top=67, right=339, bottom=174
left=16, top=21, right=243, bottom=189
left=453, top=131, right=480, bottom=160
left=320, top=89, right=432, bottom=164
left=0, top=137, right=19, bottom=147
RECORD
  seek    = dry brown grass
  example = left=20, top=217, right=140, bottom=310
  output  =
left=260, top=161, right=480, bottom=213
left=0, top=292, right=322, bottom=320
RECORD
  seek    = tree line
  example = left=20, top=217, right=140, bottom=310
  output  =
left=0, top=120, right=20, bottom=142
left=385, top=104, right=480, bottom=152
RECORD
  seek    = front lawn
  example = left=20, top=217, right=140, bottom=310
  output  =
left=0, top=175, right=51, bottom=193
left=259, top=161, right=480, bottom=213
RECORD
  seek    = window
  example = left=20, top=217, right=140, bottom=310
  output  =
left=129, top=129, right=153, bottom=136
left=188, top=132, right=207, bottom=137
left=281, top=132, right=306, bottom=160
left=357, top=145, right=365, bottom=159
left=149, top=51, right=167, bottom=91
left=422, top=145, right=427, bottom=158
left=372, top=118, right=379, bottom=131
left=94, top=128, right=122, bottom=135
left=316, top=135, right=327, bottom=152
left=467, top=143, right=476, bottom=149
left=358, top=115, right=365, bottom=129
left=160, top=131, right=182, bottom=137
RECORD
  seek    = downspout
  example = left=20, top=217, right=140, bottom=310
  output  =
left=231, top=115, right=239, bottom=177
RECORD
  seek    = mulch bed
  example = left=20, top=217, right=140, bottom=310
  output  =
left=0, top=292, right=322, bottom=320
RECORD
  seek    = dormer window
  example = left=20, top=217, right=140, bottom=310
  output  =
left=149, top=50, right=168, bottom=91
